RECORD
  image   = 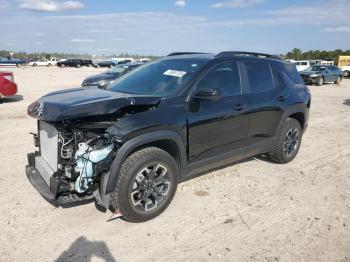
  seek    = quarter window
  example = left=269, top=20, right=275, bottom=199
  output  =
left=195, top=62, right=241, bottom=97
left=244, top=62, right=274, bottom=93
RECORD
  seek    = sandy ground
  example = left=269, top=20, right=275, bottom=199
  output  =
left=0, top=66, right=350, bottom=262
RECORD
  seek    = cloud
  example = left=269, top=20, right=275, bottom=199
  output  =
left=71, top=38, right=94, bottom=42
left=19, top=0, right=84, bottom=12
left=174, top=0, right=186, bottom=7
left=211, top=0, right=264, bottom=8
left=323, top=26, right=350, bottom=33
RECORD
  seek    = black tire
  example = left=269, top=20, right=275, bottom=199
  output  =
left=47, top=63, right=52, bottom=67
left=316, top=76, right=324, bottom=86
left=111, top=147, right=178, bottom=223
left=335, top=76, right=342, bottom=85
left=343, top=71, right=349, bottom=78
left=76, top=64, right=81, bottom=68
left=268, top=118, right=303, bottom=164
left=33, top=63, right=37, bottom=67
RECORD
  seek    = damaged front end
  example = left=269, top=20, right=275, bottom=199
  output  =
left=27, top=120, right=117, bottom=208
left=26, top=88, right=160, bottom=208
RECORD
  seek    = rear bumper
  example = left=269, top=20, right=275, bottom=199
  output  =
left=0, top=82, right=17, bottom=96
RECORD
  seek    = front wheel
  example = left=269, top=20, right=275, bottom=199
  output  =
left=268, top=118, right=303, bottom=164
left=343, top=71, right=350, bottom=78
left=111, top=147, right=178, bottom=223
left=335, top=76, right=342, bottom=85
left=316, top=76, right=324, bottom=86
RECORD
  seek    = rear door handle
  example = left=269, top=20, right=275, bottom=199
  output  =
left=277, top=95, right=286, bottom=102
left=233, top=104, right=246, bottom=111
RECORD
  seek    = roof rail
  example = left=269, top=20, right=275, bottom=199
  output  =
left=215, top=51, right=282, bottom=60
left=167, top=52, right=210, bottom=57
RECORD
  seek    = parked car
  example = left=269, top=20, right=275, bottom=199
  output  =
left=0, top=57, right=27, bottom=67
left=0, top=72, right=17, bottom=99
left=96, top=60, right=118, bottom=68
left=26, top=51, right=311, bottom=222
left=29, top=58, right=58, bottom=67
left=57, top=59, right=93, bottom=68
left=294, top=60, right=311, bottom=72
left=300, top=65, right=343, bottom=86
left=82, top=63, right=142, bottom=88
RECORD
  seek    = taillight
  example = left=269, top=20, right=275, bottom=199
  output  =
left=3, top=74, right=14, bottom=82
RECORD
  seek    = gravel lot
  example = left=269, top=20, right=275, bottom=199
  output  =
left=1, top=66, right=350, bottom=262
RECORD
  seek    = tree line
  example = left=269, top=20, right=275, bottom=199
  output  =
left=0, top=50, right=158, bottom=60
left=1, top=48, right=350, bottom=61
left=283, top=48, right=350, bottom=60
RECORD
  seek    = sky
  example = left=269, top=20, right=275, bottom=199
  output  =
left=0, top=0, right=349, bottom=55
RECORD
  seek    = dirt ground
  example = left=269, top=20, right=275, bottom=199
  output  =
left=1, top=66, right=350, bottom=262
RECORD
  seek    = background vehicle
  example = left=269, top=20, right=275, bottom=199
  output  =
left=335, top=55, right=350, bottom=77
left=295, top=60, right=311, bottom=71
left=300, top=65, right=343, bottom=85
left=96, top=60, right=118, bottom=68
left=111, top=57, right=135, bottom=64
left=82, top=63, right=142, bottom=88
left=57, top=59, right=93, bottom=68
left=26, top=51, right=310, bottom=222
left=29, top=58, right=58, bottom=67
left=0, top=72, right=17, bottom=99
left=0, top=57, right=27, bottom=67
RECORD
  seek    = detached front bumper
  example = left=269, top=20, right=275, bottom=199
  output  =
left=26, top=152, right=94, bottom=207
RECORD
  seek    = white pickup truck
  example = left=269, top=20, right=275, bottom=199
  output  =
left=28, top=58, right=58, bottom=67
left=340, top=65, right=350, bottom=77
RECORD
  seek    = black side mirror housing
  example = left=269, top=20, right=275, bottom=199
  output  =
left=193, top=88, right=220, bottom=100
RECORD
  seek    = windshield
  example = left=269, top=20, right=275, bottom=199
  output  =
left=305, top=66, right=326, bottom=72
left=107, top=59, right=206, bottom=97
left=105, top=65, right=130, bottom=75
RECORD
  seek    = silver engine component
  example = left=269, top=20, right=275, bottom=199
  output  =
left=74, top=142, right=114, bottom=193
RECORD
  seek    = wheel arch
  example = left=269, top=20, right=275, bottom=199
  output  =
left=105, top=130, right=186, bottom=194
left=289, top=112, right=305, bottom=130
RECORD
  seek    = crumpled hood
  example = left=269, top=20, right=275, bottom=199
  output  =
left=28, top=87, right=161, bottom=121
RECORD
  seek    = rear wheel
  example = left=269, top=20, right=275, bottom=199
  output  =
left=343, top=71, right=349, bottom=78
left=111, top=147, right=178, bottom=223
left=268, top=118, right=302, bottom=164
left=316, top=76, right=324, bottom=86
left=335, top=76, right=342, bottom=85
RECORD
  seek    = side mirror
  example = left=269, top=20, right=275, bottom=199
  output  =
left=193, top=88, right=219, bottom=100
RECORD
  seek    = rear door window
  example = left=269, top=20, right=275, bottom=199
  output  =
left=243, top=62, right=274, bottom=93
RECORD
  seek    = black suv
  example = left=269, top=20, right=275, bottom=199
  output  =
left=57, top=59, right=94, bottom=68
left=26, top=52, right=311, bottom=222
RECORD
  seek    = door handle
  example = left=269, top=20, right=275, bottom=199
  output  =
left=277, top=95, right=286, bottom=102
left=233, top=104, right=245, bottom=111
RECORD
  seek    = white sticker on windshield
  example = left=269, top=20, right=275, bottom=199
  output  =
left=163, top=70, right=187, bottom=78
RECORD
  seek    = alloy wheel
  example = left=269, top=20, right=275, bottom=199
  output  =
left=130, top=163, right=171, bottom=212
left=283, top=128, right=299, bottom=157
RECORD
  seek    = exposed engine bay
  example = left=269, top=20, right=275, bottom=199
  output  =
left=30, top=120, right=122, bottom=205
left=57, top=127, right=115, bottom=195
